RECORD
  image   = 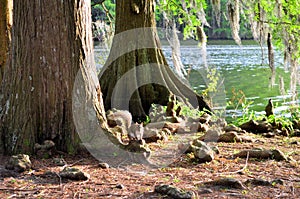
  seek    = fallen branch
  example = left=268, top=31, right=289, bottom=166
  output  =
left=216, top=151, right=249, bottom=175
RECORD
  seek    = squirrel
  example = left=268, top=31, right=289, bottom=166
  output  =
left=106, top=109, right=132, bottom=129
left=128, top=122, right=144, bottom=141
left=106, top=109, right=144, bottom=141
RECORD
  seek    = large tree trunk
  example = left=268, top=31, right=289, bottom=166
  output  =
left=0, top=0, right=12, bottom=84
left=0, top=0, right=101, bottom=154
left=99, top=0, right=211, bottom=121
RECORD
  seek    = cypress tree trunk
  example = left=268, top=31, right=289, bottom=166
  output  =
left=99, top=0, right=211, bottom=121
left=0, top=0, right=100, bottom=154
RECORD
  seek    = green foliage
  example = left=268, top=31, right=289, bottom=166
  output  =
left=91, top=0, right=115, bottom=21
left=149, top=100, right=206, bottom=119
left=245, top=0, right=300, bottom=59
left=201, top=68, right=221, bottom=97
left=228, top=88, right=299, bottom=131
left=267, top=114, right=293, bottom=132
left=227, top=88, right=253, bottom=111
left=228, top=88, right=256, bottom=126
left=156, top=0, right=207, bottom=39
left=179, top=102, right=206, bottom=118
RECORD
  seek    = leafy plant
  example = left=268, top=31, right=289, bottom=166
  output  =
left=267, top=114, right=293, bottom=132
left=227, top=88, right=255, bottom=126
left=228, top=88, right=299, bottom=132
left=179, top=102, right=206, bottom=118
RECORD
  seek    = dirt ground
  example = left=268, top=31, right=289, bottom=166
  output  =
left=0, top=135, right=299, bottom=199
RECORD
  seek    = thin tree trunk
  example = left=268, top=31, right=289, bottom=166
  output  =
left=0, top=0, right=12, bottom=84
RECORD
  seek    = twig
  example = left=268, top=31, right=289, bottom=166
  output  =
left=0, top=188, right=38, bottom=192
left=216, top=151, right=249, bottom=175
left=62, top=158, right=84, bottom=170
left=55, top=172, right=63, bottom=192
left=97, top=194, right=126, bottom=197
left=73, top=191, right=79, bottom=199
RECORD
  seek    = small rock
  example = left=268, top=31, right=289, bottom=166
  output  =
left=245, top=178, right=272, bottom=186
left=5, top=154, right=32, bottom=172
left=177, top=126, right=190, bottom=134
left=154, top=184, right=194, bottom=199
left=239, top=135, right=255, bottom=142
left=35, top=140, right=56, bottom=158
left=115, top=184, right=124, bottom=189
left=0, top=167, right=18, bottom=178
left=199, top=188, right=213, bottom=194
left=203, top=178, right=246, bottom=189
left=53, top=158, right=67, bottom=166
left=224, top=125, right=242, bottom=132
left=290, top=141, right=299, bottom=145
left=189, top=122, right=200, bottom=133
left=218, top=131, right=242, bottom=143
left=43, top=140, right=55, bottom=149
left=273, top=129, right=282, bottom=135
left=190, top=140, right=214, bottom=163
left=164, top=122, right=182, bottom=133
left=240, top=119, right=272, bottom=134
left=262, top=132, right=275, bottom=138
left=187, top=117, right=200, bottom=123
left=98, top=162, right=109, bottom=169
left=59, top=167, right=89, bottom=181
left=201, top=128, right=223, bottom=142
left=34, top=140, right=55, bottom=150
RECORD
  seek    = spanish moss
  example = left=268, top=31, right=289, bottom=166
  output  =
left=227, top=0, right=241, bottom=45
left=197, top=25, right=208, bottom=69
left=162, top=0, right=186, bottom=77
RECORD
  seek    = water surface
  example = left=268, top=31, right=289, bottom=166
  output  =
left=95, top=43, right=299, bottom=119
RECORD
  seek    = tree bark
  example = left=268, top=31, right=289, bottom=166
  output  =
left=99, top=0, right=211, bottom=121
left=0, top=0, right=12, bottom=84
left=0, top=0, right=102, bottom=154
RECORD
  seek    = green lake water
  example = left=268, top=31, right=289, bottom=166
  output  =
left=95, top=42, right=299, bottom=120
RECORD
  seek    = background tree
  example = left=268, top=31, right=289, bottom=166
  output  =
left=0, top=0, right=12, bottom=84
left=99, top=0, right=212, bottom=121
left=0, top=0, right=104, bottom=154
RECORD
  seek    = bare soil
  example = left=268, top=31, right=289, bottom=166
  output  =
left=0, top=135, right=299, bottom=198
